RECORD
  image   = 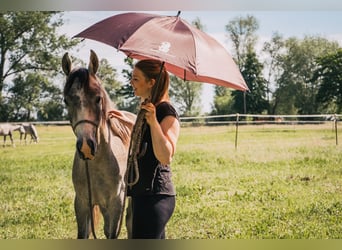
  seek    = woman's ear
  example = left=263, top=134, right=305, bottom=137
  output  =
left=148, top=78, right=156, bottom=88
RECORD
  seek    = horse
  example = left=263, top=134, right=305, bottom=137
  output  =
left=20, top=123, right=39, bottom=144
left=0, top=123, right=25, bottom=147
left=62, top=50, right=136, bottom=239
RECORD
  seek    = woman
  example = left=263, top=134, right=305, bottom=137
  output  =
left=127, top=59, right=180, bottom=239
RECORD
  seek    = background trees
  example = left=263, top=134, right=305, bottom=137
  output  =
left=0, top=12, right=78, bottom=121
left=271, top=36, right=339, bottom=115
left=313, top=49, right=342, bottom=113
left=212, top=14, right=341, bottom=117
left=1, top=11, right=341, bottom=122
left=213, top=15, right=268, bottom=115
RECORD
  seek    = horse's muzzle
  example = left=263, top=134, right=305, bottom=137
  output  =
left=76, top=137, right=96, bottom=160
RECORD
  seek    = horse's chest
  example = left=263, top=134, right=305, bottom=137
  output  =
left=0, top=127, right=9, bottom=134
left=72, top=160, right=122, bottom=198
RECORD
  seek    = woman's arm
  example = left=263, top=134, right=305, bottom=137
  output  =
left=141, top=103, right=180, bottom=165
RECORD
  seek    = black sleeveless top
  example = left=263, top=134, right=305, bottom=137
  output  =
left=127, top=102, right=179, bottom=197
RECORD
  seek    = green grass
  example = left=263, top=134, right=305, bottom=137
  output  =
left=0, top=123, right=341, bottom=239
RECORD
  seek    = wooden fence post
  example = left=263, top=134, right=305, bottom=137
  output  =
left=335, top=114, right=338, bottom=146
left=235, top=113, right=239, bottom=150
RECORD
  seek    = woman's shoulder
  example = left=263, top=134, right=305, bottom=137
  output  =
left=156, top=102, right=179, bottom=122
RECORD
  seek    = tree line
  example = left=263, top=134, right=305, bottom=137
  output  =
left=0, top=12, right=341, bottom=122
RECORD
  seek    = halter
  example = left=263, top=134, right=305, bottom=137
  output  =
left=71, top=119, right=99, bottom=133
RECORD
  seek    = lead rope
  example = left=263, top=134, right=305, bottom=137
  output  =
left=106, top=119, right=126, bottom=239
left=85, top=160, right=97, bottom=239
left=126, top=106, right=148, bottom=187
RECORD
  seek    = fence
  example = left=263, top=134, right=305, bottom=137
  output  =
left=179, top=113, right=342, bottom=149
left=6, top=113, right=341, bottom=149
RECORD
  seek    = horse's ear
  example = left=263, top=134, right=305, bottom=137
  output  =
left=88, top=50, right=99, bottom=75
left=62, top=52, right=72, bottom=76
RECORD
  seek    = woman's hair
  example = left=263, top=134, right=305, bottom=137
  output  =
left=134, top=59, right=170, bottom=104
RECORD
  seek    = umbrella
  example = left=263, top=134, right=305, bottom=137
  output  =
left=74, top=11, right=249, bottom=91
left=74, top=12, right=249, bottom=187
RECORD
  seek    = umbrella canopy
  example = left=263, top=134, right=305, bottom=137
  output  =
left=74, top=12, right=249, bottom=91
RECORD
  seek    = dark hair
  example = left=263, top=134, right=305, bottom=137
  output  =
left=134, top=59, right=170, bottom=104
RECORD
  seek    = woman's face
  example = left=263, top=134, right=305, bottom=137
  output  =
left=130, top=67, right=154, bottom=100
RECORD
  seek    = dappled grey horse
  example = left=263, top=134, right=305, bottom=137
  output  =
left=0, top=123, right=25, bottom=147
left=62, top=50, right=135, bottom=239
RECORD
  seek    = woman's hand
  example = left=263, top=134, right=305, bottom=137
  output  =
left=141, top=102, right=158, bottom=126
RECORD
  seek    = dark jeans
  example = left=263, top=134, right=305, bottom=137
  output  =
left=131, top=195, right=176, bottom=239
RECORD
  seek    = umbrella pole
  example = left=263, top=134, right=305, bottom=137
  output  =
left=150, top=61, right=165, bottom=104
left=334, top=114, right=338, bottom=146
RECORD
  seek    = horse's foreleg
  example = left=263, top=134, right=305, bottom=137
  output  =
left=20, top=133, right=23, bottom=145
left=102, top=192, right=126, bottom=239
left=9, top=133, right=15, bottom=147
left=125, top=197, right=133, bottom=239
left=74, top=196, right=90, bottom=239
left=24, top=133, right=28, bottom=145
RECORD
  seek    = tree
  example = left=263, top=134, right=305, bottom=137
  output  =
left=232, top=50, right=268, bottom=114
left=6, top=73, right=52, bottom=120
left=37, top=99, right=65, bottom=121
left=0, top=12, right=78, bottom=121
left=313, top=49, right=342, bottom=113
left=211, top=86, right=234, bottom=116
left=117, top=57, right=140, bottom=113
left=262, top=32, right=285, bottom=113
left=273, top=36, right=339, bottom=115
left=215, top=14, right=263, bottom=115
left=96, top=58, right=123, bottom=104
left=169, top=75, right=201, bottom=116
left=225, top=15, right=259, bottom=69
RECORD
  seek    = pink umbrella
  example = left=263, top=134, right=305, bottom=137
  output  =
left=74, top=11, right=249, bottom=91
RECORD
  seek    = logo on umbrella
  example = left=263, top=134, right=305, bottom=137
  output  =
left=150, top=41, right=175, bottom=58
left=158, top=41, right=171, bottom=53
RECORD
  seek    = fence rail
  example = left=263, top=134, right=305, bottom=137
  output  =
left=180, top=113, right=341, bottom=148
left=2, top=113, right=341, bottom=148
left=180, top=113, right=341, bottom=125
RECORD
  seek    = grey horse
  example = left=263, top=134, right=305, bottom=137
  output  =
left=0, top=123, right=25, bottom=147
left=62, top=50, right=135, bottom=239
left=20, top=123, right=39, bottom=144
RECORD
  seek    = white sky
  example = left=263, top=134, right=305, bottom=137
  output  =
left=59, top=11, right=342, bottom=113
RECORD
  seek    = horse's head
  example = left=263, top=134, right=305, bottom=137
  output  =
left=62, top=50, right=105, bottom=160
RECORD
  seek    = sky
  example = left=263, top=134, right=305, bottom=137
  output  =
left=59, top=10, right=342, bottom=113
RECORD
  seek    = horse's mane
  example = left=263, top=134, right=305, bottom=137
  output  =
left=63, top=68, right=90, bottom=96
left=64, top=67, right=132, bottom=146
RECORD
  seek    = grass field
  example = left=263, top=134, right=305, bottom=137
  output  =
left=0, top=123, right=341, bottom=239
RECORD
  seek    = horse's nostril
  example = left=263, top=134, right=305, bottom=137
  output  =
left=76, top=138, right=96, bottom=160
left=76, top=139, right=83, bottom=152
left=87, top=138, right=96, bottom=156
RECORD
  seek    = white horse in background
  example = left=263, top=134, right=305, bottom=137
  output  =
left=0, top=123, right=25, bottom=147
left=20, top=123, right=39, bottom=144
